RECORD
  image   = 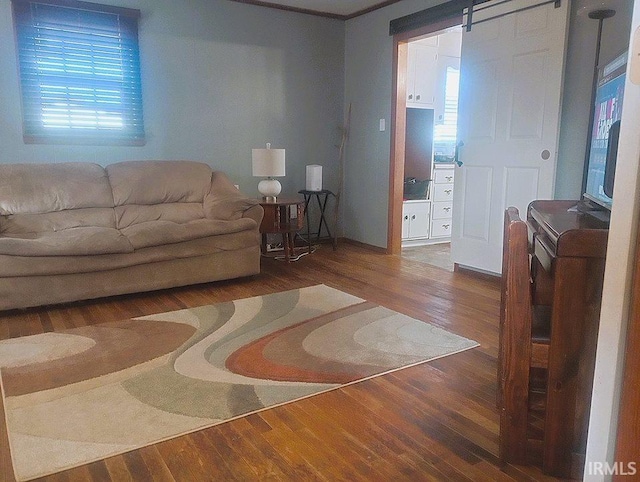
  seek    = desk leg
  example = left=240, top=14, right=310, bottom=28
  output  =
left=261, top=233, right=268, bottom=256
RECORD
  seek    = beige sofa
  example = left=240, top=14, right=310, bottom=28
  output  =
left=0, top=160, right=263, bottom=311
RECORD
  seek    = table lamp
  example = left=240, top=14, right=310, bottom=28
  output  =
left=252, top=143, right=285, bottom=202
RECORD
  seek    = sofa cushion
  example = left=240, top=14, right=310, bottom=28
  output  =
left=0, top=227, right=133, bottom=257
left=0, top=163, right=113, bottom=215
left=114, top=203, right=205, bottom=229
left=106, top=161, right=213, bottom=206
left=1, top=208, right=116, bottom=235
left=0, top=231, right=259, bottom=277
left=120, top=218, right=256, bottom=250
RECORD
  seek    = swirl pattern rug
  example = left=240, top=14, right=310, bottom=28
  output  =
left=0, top=284, right=478, bottom=481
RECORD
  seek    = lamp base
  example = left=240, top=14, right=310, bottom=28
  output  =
left=258, top=178, right=282, bottom=201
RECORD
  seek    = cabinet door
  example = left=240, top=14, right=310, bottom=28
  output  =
left=406, top=47, right=417, bottom=103
left=401, top=204, right=411, bottom=239
left=405, top=202, right=430, bottom=239
left=412, top=45, right=438, bottom=107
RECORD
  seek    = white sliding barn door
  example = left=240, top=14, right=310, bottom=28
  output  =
left=451, top=0, right=569, bottom=274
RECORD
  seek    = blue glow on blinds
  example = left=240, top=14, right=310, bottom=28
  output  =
left=13, top=1, right=144, bottom=144
left=434, top=67, right=460, bottom=143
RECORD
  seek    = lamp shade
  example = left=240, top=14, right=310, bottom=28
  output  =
left=252, top=145, right=285, bottom=177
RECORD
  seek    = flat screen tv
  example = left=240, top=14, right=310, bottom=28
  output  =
left=582, top=51, right=627, bottom=212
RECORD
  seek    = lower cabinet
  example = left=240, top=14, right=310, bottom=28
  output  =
left=429, top=164, right=454, bottom=240
left=401, top=163, right=455, bottom=246
left=402, top=200, right=430, bottom=241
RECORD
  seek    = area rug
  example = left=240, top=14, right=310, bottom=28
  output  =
left=0, top=284, right=478, bottom=481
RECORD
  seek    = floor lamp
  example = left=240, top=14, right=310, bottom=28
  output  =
left=582, top=7, right=616, bottom=192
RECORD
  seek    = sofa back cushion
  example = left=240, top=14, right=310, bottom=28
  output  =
left=0, top=163, right=113, bottom=214
left=0, top=163, right=116, bottom=234
left=106, top=160, right=212, bottom=228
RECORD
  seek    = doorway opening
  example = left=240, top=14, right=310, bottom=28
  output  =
left=388, top=19, right=462, bottom=272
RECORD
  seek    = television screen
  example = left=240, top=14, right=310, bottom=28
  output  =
left=583, top=51, right=627, bottom=210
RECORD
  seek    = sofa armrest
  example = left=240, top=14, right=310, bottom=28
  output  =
left=204, top=171, right=263, bottom=224
left=241, top=204, right=264, bottom=226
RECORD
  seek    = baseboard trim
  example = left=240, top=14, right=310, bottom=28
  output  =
left=339, top=238, right=388, bottom=254
left=454, top=263, right=500, bottom=283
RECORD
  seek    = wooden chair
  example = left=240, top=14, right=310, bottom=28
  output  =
left=498, top=207, right=551, bottom=465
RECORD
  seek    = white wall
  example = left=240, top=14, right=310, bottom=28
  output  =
left=0, top=0, right=345, bottom=198
left=343, top=0, right=449, bottom=248
left=585, top=1, right=640, bottom=477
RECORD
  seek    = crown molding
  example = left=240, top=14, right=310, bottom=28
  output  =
left=227, top=0, right=404, bottom=20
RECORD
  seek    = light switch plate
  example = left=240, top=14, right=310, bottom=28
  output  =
left=379, top=118, right=385, bottom=131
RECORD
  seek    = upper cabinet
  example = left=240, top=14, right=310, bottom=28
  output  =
left=407, top=40, right=437, bottom=108
left=407, top=29, right=462, bottom=112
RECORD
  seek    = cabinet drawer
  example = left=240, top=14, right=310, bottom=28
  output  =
left=433, top=169, right=455, bottom=184
left=430, top=219, right=452, bottom=237
left=433, top=183, right=454, bottom=201
left=432, top=201, right=453, bottom=219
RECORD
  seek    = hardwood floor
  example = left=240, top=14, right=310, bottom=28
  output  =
left=0, top=243, right=565, bottom=481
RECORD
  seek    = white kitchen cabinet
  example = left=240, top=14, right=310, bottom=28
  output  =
left=401, top=200, right=431, bottom=241
left=406, top=43, right=437, bottom=109
left=430, top=163, right=455, bottom=240
left=401, top=165, right=456, bottom=246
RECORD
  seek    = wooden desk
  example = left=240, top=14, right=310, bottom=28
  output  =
left=259, top=198, right=304, bottom=262
left=527, top=200, right=608, bottom=478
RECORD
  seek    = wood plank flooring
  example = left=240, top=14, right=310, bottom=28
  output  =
left=0, top=243, right=567, bottom=481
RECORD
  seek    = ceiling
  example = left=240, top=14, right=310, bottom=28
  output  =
left=228, top=0, right=404, bottom=19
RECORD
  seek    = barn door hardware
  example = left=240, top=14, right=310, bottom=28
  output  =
left=465, top=0, right=562, bottom=32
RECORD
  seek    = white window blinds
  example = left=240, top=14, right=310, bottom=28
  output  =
left=12, top=0, right=145, bottom=145
left=434, top=66, right=460, bottom=143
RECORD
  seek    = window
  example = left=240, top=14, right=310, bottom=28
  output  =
left=12, top=0, right=144, bottom=145
left=433, top=66, right=460, bottom=144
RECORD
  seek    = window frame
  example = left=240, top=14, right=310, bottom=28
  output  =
left=433, top=65, right=460, bottom=145
left=11, top=0, right=145, bottom=146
